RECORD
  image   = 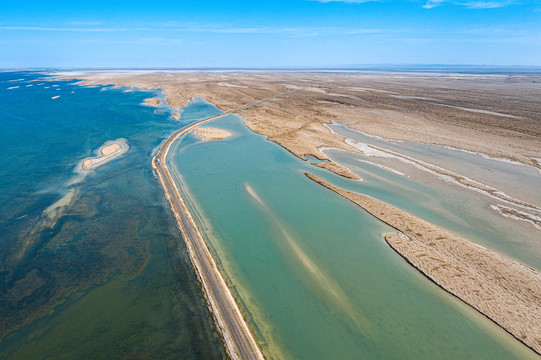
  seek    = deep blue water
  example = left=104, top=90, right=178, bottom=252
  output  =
left=0, top=71, right=225, bottom=359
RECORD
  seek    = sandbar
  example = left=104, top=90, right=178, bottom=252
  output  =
left=193, top=127, right=232, bottom=141
left=81, top=139, right=128, bottom=170
left=305, top=172, right=541, bottom=355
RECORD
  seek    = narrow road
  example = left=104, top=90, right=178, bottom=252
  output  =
left=152, top=87, right=310, bottom=360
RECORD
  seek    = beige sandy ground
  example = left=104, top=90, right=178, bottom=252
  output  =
left=193, top=127, right=232, bottom=141
left=62, top=71, right=541, bottom=174
left=305, top=172, right=541, bottom=355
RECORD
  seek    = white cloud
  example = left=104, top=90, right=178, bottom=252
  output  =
left=423, top=0, right=513, bottom=9
left=0, top=24, right=384, bottom=37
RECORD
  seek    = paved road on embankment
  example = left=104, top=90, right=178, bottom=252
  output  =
left=152, top=87, right=310, bottom=360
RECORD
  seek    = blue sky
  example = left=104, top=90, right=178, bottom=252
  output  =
left=1, top=0, right=540, bottom=67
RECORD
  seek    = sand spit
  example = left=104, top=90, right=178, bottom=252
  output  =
left=312, top=161, right=361, bottom=180
left=143, top=97, right=162, bottom=107
left=7, top=86, right=19, bottom=90
left=193, top=127, right=232, bottom=141
left=172, top=111, right=180, bottom=120
left=51, top=95, right=60, bottom=100
left=305, top=172, right=541, bottom=355
left=81, top=139, right=128, bottom=170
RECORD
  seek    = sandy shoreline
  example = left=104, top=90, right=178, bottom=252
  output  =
left=305, top=172, right=541, bottom=355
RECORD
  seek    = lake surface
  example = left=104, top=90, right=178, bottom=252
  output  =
left=0, top=72, right=225, bottom=359
left=169, top=113, right=539, bottom=359
left=2, top=70, right=538, bottom=359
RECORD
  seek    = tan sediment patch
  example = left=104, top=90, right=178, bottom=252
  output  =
left=51, top=95, right=60, bottom=99
left=172, top=111, right=180, bottom=120
left=143, top=97, right=162, bottom=107
left=193, top=127, right=232, bottom=141
left=305, top=172, right=541, bottom=355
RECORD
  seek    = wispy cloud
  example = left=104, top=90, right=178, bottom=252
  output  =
left=423, top=0, right=513, bottom=9
left=0, top=24, right=384, bottom=37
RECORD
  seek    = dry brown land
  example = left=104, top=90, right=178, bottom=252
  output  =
left=305, top=172, right=541, bottom=355
left=66, top=71, right=541, bottom=171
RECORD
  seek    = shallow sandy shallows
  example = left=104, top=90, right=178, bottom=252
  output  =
left=306, top=172, right=541, bottom=355
left=193, top=127, right=232, bottom=141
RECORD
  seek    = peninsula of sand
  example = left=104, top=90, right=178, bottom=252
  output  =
left=81, top=139, right=128, bottom=170
left=305, top=173, right=541, bottom=355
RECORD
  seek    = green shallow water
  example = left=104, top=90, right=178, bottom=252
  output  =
left=169, top=115, right=538, bottom=360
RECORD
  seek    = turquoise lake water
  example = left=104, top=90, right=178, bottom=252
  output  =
left=169, top=114, right=539, bottom=359
left=0, top=72, right=225, bottom=359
